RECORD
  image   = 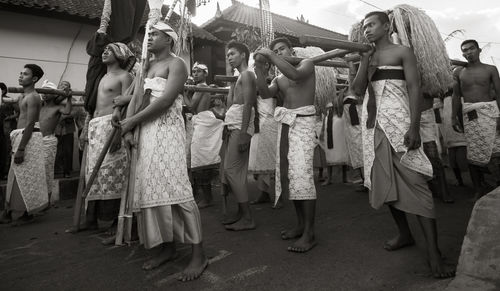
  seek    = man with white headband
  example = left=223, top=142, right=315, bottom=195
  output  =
left=188, top=62, right=223, bottom=209
left=39, top=80, right=72, bottom=206
left=121, top=22, right=208, bottom=281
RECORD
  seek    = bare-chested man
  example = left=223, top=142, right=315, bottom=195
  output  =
left=187, top=62, right=224, bottom=209
left=39, top=80, right=72, bottom=205
left=452, top=39, right=500, bottom=199
left=255, top=37, right=318, bottom=253
left=80, top=42, right=134, bottom=239
left=352, top=11, right=455, bottom=278
left=0, top=64, right=49, bottom=224
left=120, top=22, right=207, bottom=281
left=220, top=41, right=257, bottom=231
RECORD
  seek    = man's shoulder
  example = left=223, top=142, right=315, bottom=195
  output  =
left=239, top=70, right=257, bottom=82
left=25, top=91, right=41, bottom=103
left=390, top=44, right=412, bottom=55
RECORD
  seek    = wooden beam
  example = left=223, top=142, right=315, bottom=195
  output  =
left=299, top=35, right=372, bottom=52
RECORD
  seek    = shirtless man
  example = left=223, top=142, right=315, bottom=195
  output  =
left=220, top=41, right=257, bottom=231
left=1, top=64, right=49, bottom=224
left=255, top=37, right=318, bottom=253
left=352, top=11, right=454, bottom=278
left=82, top=42, right=134, bottom=238
left=120, top=22, right=207, bottom=281
left=452, top=39, right=500, bottom=199
left=187, top=62, right=222, bottom=208
left=39, top=80, right=72, bottom=205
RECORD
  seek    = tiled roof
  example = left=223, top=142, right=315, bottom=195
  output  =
left=202, top=1, right=347, bottom=40
left=0, top=0, right=222, bottom=43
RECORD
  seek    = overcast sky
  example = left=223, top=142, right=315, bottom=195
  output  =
left=189, top=0, right=500, bottom=65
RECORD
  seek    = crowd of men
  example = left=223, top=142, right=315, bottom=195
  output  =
left=1, top=10, right=500, bottom=282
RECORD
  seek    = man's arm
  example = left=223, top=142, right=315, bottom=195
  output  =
left=451, top=67, right=464, bottom=131
left=227, top=82, right=235, bottom=108
left=59, top=95, right=73, bottom=115
left=260, top=50, right=314, bottom=81
left=126, top=59, right=187, bottom=126
left=239, top=71, right=257, bottom=135
left=352, top=50, right=373, bottom=97
left=254, top=61, right=278, bottom=99
left=490, top=66, right=500, bottom=108
left=401, top=47, right=422, bottom=149
left=188, top=87, right=209, bottom=113
left=15, top=94, right=41, bottom=163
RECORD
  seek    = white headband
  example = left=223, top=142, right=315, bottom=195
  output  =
left=151, top=22, right=178, bottom=43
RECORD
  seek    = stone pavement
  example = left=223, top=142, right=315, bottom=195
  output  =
left=0, top=176, right=477, bottom=290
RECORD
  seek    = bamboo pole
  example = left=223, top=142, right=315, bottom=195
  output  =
left=7, top=87, right=84, bottom=96
left=451, top=59, right=467, bottom=67
left=65, top=145, right=88, bottom=233
left=299, top=35, right=372, bottom=52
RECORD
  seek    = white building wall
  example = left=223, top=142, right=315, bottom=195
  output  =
left=0, top=10, right=192, bottom=92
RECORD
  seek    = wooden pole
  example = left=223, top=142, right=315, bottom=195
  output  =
left=81, top=128, right=120, bottom=200
left=299, top=35, right=372, bottom=52
left=65, top=145, right=88, bottom=233
left=451, top=59, right=467, bottom=67
left=7, top=87, right=85, bottom=96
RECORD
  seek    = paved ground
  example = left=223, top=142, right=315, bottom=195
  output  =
left=0, top=173, right=476, bottom=291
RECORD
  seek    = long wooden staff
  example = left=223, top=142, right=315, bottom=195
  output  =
left=65, top=145, right=88, bottom=233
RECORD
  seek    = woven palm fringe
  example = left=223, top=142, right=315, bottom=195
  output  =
left=293, top=46, right=338, bottom=115
left=390, top=4, right=453, bottom=96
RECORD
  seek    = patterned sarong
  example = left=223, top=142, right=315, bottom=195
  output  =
left=343, top=95, right=363, bottom=169
left=191, top=110, right=224, bottom=170
left=462, top=100, right=500, bottom=165
left=6, top=129, right=48, bottom=213
left=275, top=105, right=317, bottom=202
left=43, top=134, right=58, bottom=195
left=248, top=97, right=278, bottom=174
left=133, top=77, right=194, bottom=209
left=362, top=66, right=433, bottom=190
left=133, top=77, right=200, bottom=249
left=86, top=114, right=128, bottom=202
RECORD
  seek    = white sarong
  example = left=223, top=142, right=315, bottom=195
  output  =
left=191, top=110, right=224, bottom=169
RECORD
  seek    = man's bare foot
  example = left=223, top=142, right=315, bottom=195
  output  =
left=197, top=200, right=213, bottom=209
left=65, top=222, right=98, bottom=233
left=142, top=246, right=177, bottom=270
left=0, top=211, right=12, bottom=224
left=11, top=213, right=35, bottom=226
left=428, top=252, right=456, bottom=278
left=287, top=234, right=317, bottom=253
left=442, top=195, right=455, bottom=203
left=177, top=255, right=209, bottom=282
left=321, top=179, right=332, bottom=186
left=272, top=200, right=283, bottom=209
left=221, top=213, right=241, bottom=225
left=250, top=193, right=271, bottom=204
left=383, top=235, right=415, bottom=251
left=280, top=227, right=303, bottom=240
left=355, top=184, right=368, bottom=192
left=225, top=218, right=256, bottom=231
